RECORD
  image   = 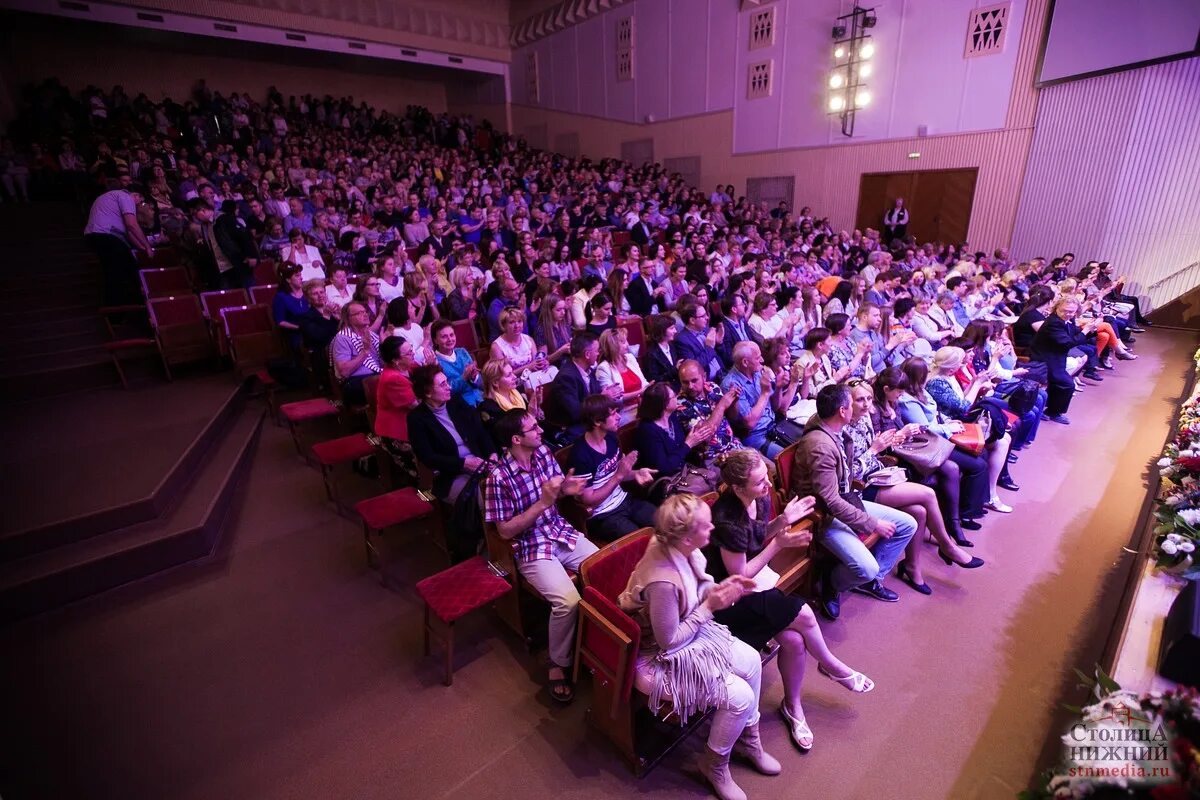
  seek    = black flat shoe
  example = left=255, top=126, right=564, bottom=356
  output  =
left=1007, top=452, right=1019, bottom=463
left=960, top=518, right=982, bottom=531
left=896, top=561, right=932, bottom=595
left=998, top=476, right=1020, bottom=492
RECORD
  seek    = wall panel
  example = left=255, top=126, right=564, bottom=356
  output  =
left=1011, top=56, right=1200, bottom=308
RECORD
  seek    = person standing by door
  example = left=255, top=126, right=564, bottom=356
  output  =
left=883, top=198, right=910, bottom=245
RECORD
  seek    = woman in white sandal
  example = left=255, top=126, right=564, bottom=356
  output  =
left=705, top=449, right=874, bottom=753
left=620, top=493, right=780, bottom=800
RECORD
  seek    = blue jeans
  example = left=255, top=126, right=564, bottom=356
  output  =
left=820, top=501, right=917, bottom=593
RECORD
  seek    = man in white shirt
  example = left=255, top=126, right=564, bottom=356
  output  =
left=84, top=183, right=154, bottom=305
left=324, top=266, right=354, bottom=310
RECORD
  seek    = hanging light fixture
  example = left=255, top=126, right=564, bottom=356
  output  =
left=826, top=5, right=876, bottom=137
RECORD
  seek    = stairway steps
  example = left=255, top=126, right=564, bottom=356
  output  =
left=0, top=405, right=264, bottom=623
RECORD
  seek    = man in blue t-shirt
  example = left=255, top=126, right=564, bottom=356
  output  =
left=568, top=395, right=657, bottom=542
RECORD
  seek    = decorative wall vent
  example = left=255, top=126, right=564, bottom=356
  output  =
left=616, top=16, right=635, bottom=82
left=965, top=2, right=1011, bottom=58
left=747, top=60, right=773, bottom=99
left=749, top=6, right=776, bottom=50
left=526, top=51, right=540, bottom=103
left=616, top=16, right=634, bottom=49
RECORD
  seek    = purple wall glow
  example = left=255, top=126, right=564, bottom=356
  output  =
left=734, top=0, right=1028, bottom=152
left=1011, top=55, right=1200, bottom=308
left=1040, top=0, right=1200, bottom=84
left=512, top=0, right=1028, bottom=149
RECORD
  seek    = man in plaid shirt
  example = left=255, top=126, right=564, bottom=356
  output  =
left=484, top=409, right=598, bottom=704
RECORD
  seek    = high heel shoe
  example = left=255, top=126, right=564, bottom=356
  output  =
left=960, top=518, right=982, bottom=531
left=896, top=560, right=932, bottom=595
left=938, top=549, right=986, bottom=569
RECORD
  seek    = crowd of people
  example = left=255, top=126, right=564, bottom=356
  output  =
left=8, top=76, right=1158, bottom=800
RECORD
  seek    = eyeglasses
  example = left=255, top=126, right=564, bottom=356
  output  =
left=846, top=378, right=868, bottom=388
left=520, top=425, right=540, bottom=435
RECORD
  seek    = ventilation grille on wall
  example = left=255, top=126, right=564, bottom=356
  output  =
left=214, top=22, right=237, bottom=32
left=526, top=51, right=540, bottom=103
left=747, top=60, right=773, bottom=99
left=749, top=6, right=776, bottom=50
left=555, top=132, right=581, bottom=159
left=348, top=41, right=366, bottom=50
left=616, top=16, right=635, bottom=82
left=664, top=156, right=702, bottom=189
left=620, top=138, right=655, bottom=167
left=965, top=1, right=1011, bottom=58
left=59, top=0, right=90, bottom=11
left=135, top=12, right=163, bottom=22
left=285, top=32, right=307, bottom=42
left=746, top=175, right=795, bottom=209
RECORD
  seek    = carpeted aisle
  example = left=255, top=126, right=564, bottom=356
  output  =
left=0, top=329, right=1195, bottom=800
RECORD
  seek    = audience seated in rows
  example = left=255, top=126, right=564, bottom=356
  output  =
left=9, top=75, right=1158, bottom=800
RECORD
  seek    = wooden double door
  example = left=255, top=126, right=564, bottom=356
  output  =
left=855, top=168, right=977, bottom=246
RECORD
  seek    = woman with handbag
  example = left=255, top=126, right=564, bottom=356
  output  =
left=897, top=358, right=992, bottom=527
left=873, top=367, right=987, bottom=546
left=845, top=379, right=984, bottom=595
left=619, top=494, right=782, bottom=800
left=633, top=382, right=721, bottom=497
left=924, top=347, right=1016, bottom=514
left=706, top=449, right=875, bottom=753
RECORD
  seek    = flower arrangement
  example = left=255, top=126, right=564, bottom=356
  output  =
left=1022, top=671, right=1200, bottom=799
left=1152, top=347, right=1200, bottom=581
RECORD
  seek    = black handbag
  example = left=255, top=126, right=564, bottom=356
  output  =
left=768, top=418, right=806, bottom=448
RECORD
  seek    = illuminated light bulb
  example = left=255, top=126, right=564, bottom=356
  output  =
left=860, top=42, right=875, bottom=59
left=855, top=90, right=871, bottom=108
left=858, top=63, right=873, bottom=79
left=829, top=95, right=846, bottom=111
left=834, top=45, right=846, bottom=59
left=830, top=73, right=845, bottom=89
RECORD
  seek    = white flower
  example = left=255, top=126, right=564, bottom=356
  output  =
left=1159, top=457, right=1174, bottom=467
left=1180, top=541, right=1197, bottom=553
left=1166, top=494, right=1186, bottom=505
left=1178, top=509, right=1200, bottom=526
left=1183, top=475, right=1197, bottom=486
left=1162, top=540, right=1179, bottom=555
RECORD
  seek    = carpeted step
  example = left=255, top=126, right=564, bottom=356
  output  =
left=0, top=404, right=263, bottom=623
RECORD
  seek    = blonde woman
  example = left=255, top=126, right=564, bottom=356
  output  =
left=707, top=449, right=874, bottom=752
left=619, top=493, right=780, bottom=800
left=479, top=357, right=541, bottom=433
left=490, top=306, right=556, bottom=390
left=595, top=327, right=647, bottom=425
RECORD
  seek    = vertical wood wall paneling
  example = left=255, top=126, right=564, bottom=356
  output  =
left=1004, top=0, right=1047, bottom=129
left=1011, top=56, right=1200, bottom=308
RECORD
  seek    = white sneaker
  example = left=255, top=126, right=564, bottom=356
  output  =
left=986, top=498, right=1013, bottom=513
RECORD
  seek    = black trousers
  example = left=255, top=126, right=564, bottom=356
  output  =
left=588, top=497, right=656, bottom=542
left=1046, top=371, right=1075, bottom=416
left=86, top=232, right=140, bottom=306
